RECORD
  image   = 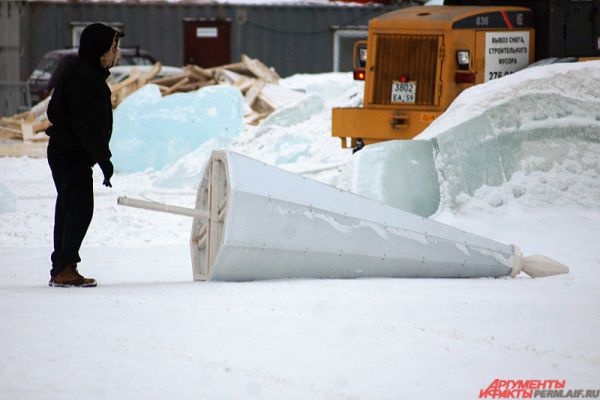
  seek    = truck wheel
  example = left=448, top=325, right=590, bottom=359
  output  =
left=352, top=138, right=364, bottom=154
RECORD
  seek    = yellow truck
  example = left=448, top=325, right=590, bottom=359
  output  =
left=332, top=5, right=535, bottom=150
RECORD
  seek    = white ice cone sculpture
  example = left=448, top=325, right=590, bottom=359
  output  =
left=118, top=150, right=570, bottom=281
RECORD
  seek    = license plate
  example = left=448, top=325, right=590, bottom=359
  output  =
left=391, top=81, right=416, bottom=103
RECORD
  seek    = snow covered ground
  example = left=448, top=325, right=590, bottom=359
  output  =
left=1, top=64, right=599, bottom=398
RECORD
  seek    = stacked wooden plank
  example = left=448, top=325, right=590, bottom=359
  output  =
left=0, top=96, right=51, bottom=143
left=149, top=54, right=282, bottom=125
left=0, top=55, right=283, bottom=157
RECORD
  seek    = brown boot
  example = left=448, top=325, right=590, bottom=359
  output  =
left=49, top=263, right=97, bottom=287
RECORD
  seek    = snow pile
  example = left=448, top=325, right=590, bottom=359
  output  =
left=423, top=61, right=600, bottom=212
left=451, top=139, right=600, bottom=212
left=111, top=84, right=245, bottom=173
left=0, top=157, right=58, bottom=246
left=0, top=183, right=16, bottom=213
left=351, top=61, right=600, bottom=216
left=154, top=73, right=363, bottom=189
left=232, top=73, right=362, bottom=181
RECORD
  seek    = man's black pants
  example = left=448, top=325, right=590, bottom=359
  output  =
left=47, top=145, right=94, bottom=277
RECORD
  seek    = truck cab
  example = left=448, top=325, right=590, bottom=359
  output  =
left=332, top=5, right=535, bottom=149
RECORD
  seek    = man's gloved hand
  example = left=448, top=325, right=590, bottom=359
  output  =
left=98, top=160, right=114, bottom=188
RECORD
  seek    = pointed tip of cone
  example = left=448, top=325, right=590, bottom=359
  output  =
left=522, top=255, right=570, bottom=278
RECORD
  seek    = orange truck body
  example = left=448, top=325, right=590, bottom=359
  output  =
left=332, top=5, right=535, bottom=148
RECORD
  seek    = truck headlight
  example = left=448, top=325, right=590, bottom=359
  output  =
left=456, top=50, right=470, bottom=70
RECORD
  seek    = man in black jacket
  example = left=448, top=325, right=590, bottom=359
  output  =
left=46, top=23, right=123, bottom=287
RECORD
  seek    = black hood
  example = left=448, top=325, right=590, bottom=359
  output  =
left=78, top=23, right=124, bottom=67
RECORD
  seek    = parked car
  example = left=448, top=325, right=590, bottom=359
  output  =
left=27, top=47, right=158, bottom=104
